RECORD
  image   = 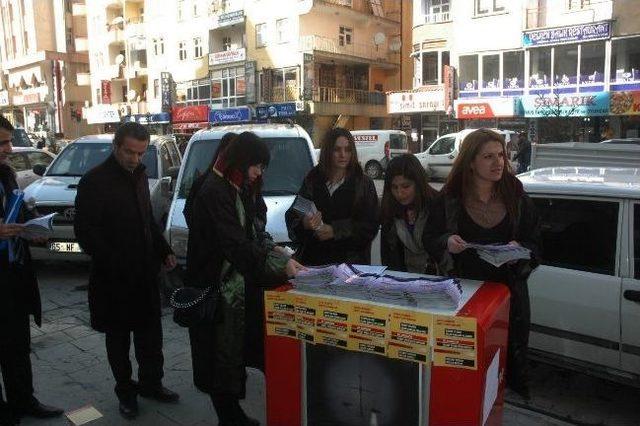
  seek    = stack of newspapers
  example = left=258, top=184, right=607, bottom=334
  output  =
left=292, top=264, right=462, bottom=309
left=467, top=243, right=531, bottom=267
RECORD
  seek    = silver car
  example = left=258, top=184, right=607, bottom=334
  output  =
left=24, top=134, right=182, bottom=260
left=7, top=147, right=55, bottom=189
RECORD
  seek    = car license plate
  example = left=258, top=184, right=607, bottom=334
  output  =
left=48, top=241, right=83, bottom=253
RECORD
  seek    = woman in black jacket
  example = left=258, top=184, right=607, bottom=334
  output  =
left=285, top=127, right=379, bottom=265
left=380, top=154, right=438, bottom=273
left=423, top=128, right=540, bottom=399
left=186, top=132, right=305, bottom=426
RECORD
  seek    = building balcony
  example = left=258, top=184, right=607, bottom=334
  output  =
left=313, top=86, right=385, bottom=105
left=72, top=2, right=86, bottom=16
left=75, top=37, right=88, bottom=52
left=525, top=1, right=612, bottom=29
left=299, top=35, right=397, bottom=66
left=315, top=0, right=400, bottom=23
left=76, top=72, right=91, bottom=86
left=422, top=12, right=452, bottom=24
left=106, top=26, right=125, bottom=45
left=268, top=85, right=300, bottom=103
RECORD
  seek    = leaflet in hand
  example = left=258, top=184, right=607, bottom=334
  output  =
left=19, top=213, right=56, bottom=240
left=291, top=196, right=318, bottom=216
left=467, top=243, right=531, bottom=267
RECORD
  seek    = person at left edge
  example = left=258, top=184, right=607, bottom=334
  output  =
left=0, top=116, right=63, bottom=425
left=74, top=122, right=179, bottom=420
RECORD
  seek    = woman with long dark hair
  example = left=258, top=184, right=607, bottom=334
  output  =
left=285, top=127, right=379, bottom=265
left=186, top=132, right=305, bottom=425
left=424, top=128, right=540, bottom=398
left=380, top=154, right=438, bottom=273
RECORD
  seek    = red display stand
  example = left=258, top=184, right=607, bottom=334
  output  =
left=264, top=281, right=510, bottom=426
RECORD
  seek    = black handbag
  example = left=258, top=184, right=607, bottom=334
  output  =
left=170, top=285, right=219, bottom=328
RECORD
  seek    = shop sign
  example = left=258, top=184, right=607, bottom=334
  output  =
left=520, top=92, right=610, bottom=117
left=85, top=105, right=121, bottom=124
left=172, top=105, right=209, bottom=123
left=610, top=91, right=640, bottom=115
left=523, top=21, right=611, bottom=47
left=209, top=106, right=251, bottom=123
left=443, top=65, right=456, bottom=114
left=160, top=72, right=173, bottom=113
left=13, top=92, right=42, bottom=105
left=303, top=53, right=314, bottom=101
left=123, top=112, right=171, bottom=125
left=0, top=91, right=9, bottom=106
left=387, top=88, right=445, bottom=114
left=209, top=47, right=246, bottom=66
left=256, top=102, right=297, bottom=119
left=215, top=9, right=244, bottom=28
left=455, top=98, right=518, bottom=119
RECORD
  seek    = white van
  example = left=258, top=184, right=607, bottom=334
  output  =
left=351, top=130, right=409, bottom=179
left=414, top=128, right=516, bottom=180
left=163, top=123, right=316, bottom=286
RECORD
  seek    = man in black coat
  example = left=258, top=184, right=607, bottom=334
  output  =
left=0, top=116, right=63, bottom=425
left=74, top=122, right=179, bottom=419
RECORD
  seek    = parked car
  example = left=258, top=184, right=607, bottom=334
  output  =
left=6, top=147, right=55, bottom=189
left=24, top=134, right=181, bottom=260
left=520, top=167, right=640, bottom=384
left=415, top=128, right=516, bottom=180
left=163, top=123, right=316, bottom=286
left=351, top=130, right=409, bottom=179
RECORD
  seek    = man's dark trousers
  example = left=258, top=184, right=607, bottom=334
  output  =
left=104, top=316, right=164, bottom=400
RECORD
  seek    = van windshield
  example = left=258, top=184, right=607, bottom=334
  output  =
left=390, top=133, right=408, bottom=150
left=46, top=142, right=158, bottom=178
left=178, top=137, right=313, bottom=198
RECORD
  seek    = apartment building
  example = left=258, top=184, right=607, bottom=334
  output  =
left=0, top=0, right=93, bottom=138
left=391, top=0, right=640, bottom=148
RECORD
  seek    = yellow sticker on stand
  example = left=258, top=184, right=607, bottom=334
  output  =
left=387, top=310, right=432, bottom=363
left=432, top=315, right=478, bottom=370
left=264, top=291, right=296, bottom=339
left=314, top=296, right=352, bottom=348
left=292, top=293, right=317, bottom=344
left=347, top=303, right=390, bottom=355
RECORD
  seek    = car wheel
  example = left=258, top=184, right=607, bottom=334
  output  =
left=365, top=161, right=383, bottom=179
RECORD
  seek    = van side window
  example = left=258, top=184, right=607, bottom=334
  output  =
left=532, top=197, right=619, bottom=276
left=160, top=144, right=172, bottom=177
left=634, top=204, right=640, bottom=279
left=390, top=134, right=407, bottom=150
left=428, top=136, right=455, bottom=155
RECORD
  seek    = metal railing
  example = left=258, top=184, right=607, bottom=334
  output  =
left=423, top=12, right=451, bottom=24
left=313, top=86, right=386, bottom=105
left=316, top=0, right=400, bottom=22
left=270, top=86, right=299, bottom=102
left=299, top=35, right=396, bottom=64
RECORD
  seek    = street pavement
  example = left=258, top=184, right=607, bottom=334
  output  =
left=17, top=261, right=640, bottom=426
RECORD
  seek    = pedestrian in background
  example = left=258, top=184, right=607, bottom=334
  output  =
left=380, top=154, right=439, bottom=273
left=424, top=128, right=541, bottom=399
left=285, top=127, right=379, bottom=265
left=514, top=133, right=531, bottom=174
left=74, top=122, right=179, bottom=420
left=0, top=116, right=63, bottom=425
left=186, top=132, right=305, bottom=426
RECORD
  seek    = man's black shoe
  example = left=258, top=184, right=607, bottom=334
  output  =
left=21, top=400, right=63, bottom=419
left=139, top=386, right=180, bottom=403
left=118, top=398, right=138, bottom=420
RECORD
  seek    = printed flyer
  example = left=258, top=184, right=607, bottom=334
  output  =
left=387, top=309, right=432, bottom=364
left=347, top=302, right=390, bottom=356
left=432, top=315, right=478, bottom=370
left=315, top=296, right=352, bottom=349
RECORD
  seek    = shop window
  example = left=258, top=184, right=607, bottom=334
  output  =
left=482, top=54, right=500, bottom=89
left=610, top=36, right=640, bottom=82
left=529, top=47, right=551, bottom=87
left=422, top=51, right=438, bottom=85
left=503, top=51, right=524, bottom=89
left=211, top=66, right=246, bottom=108
left=256, top=23, right=267, bottom=47
left=475, top=0, right=506, bottom=15
left=271, top=67, right=299, bottom=102
left=339, top=26, right=353, bottom=46
left=554, top=44, right=578, bottom=86
left=532, top=197, right=618, bottom=276
left=459, top=55, right=478, bottom=91
left=580, top=41, right=605, bottom=84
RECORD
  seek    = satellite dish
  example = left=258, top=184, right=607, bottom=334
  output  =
left=390, top=39, right=402, bottom=52
left=111, top=16, right=125, bottom=25
left=373, top=32, right=386, bottom=46
left=128, top=90, right=137, bottom=100
left=115, top=54, right=125, bottom=65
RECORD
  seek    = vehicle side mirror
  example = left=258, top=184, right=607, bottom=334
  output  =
left=167, top=166, right=180, bottom=180
left=161, top=176, right=173, bottom=196
left=33, top=164, right=47, bottom=176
